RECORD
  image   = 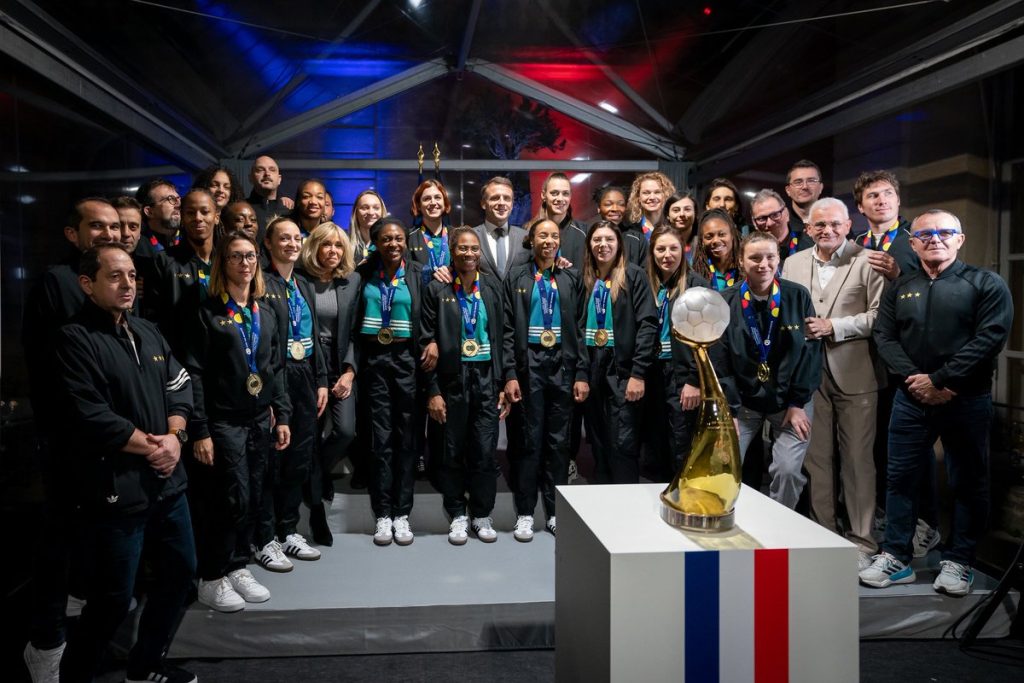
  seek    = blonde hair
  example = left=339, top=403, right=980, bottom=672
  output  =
left=209, top=231, right=266, bottom=300
left=626, top=171, right=676, bottom=224
left=301, top=222, right=355, bottom=279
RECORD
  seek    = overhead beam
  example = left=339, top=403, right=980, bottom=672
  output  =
left=693, top=34, right=1024, bottom=181
left=468, top=59, right=683, bottom=160
left=236, top=0, right=382, bottom=136
left=456, top=0, right=483, bottom=72
left=0, top=19, right=220, bottom=170
left=537, top=0, right=673, bottom=132
left=276, top=159, right=659, bottom=172
left=231, top=58, right=451, bottom=158
left=0, top=165, right=184, bottom=183
left=704, top=0, right=1024, bottom=159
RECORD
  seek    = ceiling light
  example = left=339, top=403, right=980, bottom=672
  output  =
left=743, top=191, right=756, bottom=198
left=597, top=101, right=618, bottom=114
left=7, top=164, right=29, bottom=173
left=17, top=195, right=36, bottom=204
left=571, top=174, right=591, bottom=184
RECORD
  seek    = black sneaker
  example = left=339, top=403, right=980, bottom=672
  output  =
left=125, top=664, right=197, bottom=683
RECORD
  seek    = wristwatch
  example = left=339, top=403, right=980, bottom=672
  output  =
left=170, top=428, right=189, bottom=445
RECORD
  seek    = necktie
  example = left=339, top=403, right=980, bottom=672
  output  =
left=494, top=227, right=507, bottom=273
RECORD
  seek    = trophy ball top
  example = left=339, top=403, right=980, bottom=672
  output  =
left=671, top=286, right=730, bottom=343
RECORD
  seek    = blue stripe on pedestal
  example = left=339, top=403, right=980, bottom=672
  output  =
left=685, top=550, right=720, bottom=683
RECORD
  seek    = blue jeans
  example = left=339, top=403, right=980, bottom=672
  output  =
left=882, top=390, right=992, bottom=565
left=60, top=492, right=197, bottom=682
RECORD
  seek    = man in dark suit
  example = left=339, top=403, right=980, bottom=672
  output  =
left=474, top=176, right=530, bottom=281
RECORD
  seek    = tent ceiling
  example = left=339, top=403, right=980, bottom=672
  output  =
left=2, top=0, right=1023, bottom=175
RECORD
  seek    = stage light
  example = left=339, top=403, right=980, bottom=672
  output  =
left=597, top=101, right=618, bottom=114
left=703, top=7, right=712, bottom=16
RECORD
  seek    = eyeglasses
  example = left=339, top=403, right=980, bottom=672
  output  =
left=811, top=221, right=846, bottom=231
left=752, top=207, right=786, bottom=226
left=788, top=178, right=821, bottom=188
left=152, top=194, right=181, bottom=206
left=911, top=228, right=960, bottom=242
left=227, top=252, right=258, bottom=264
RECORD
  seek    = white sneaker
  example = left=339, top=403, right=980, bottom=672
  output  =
left=858, top=551, right=874, bottom=572
left=227, top=568, right=271, bottom=603
left=913, top=519, right=941, bottom=558
left=254, top=540, right=294, bottom=573
left=448, top=515, right=469, bottom=546
left=858, top=552, right=915, bottom=588
left=393, top=515, right=414, bottom=546
left=283, top=533, right=321, bottom=561
left=197, top=577, right=245, bottom=612
left=514, top=515, right=534, bottom=543
left=23, top=641, right=64, bottom=683
left=472, top=516, right=498, bottom=543
left=546, top=516, right=556, bottom=536
left=933, top=559, right=974, bottom=597
left=374, top=517, right=393, bottom=546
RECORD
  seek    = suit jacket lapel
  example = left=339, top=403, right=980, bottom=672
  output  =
left=821, top=247, right=857, bottom=316
left=477, top=225, right=499, bottom=275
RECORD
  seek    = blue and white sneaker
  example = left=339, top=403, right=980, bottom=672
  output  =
left=859, top=552, right=916, bottom=588
left=933, top=560, right=974, bottom=597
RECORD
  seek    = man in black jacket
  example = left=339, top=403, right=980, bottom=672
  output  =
left=861, top=210, right=1013, bottom=597
left=55, top=244, right=197, bottom=683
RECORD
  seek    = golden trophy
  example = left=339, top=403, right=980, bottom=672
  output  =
left=660, top=287, right=742, bottom=532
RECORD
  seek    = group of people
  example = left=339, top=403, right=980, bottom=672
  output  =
left=19, top=154, right=1013, bottom=683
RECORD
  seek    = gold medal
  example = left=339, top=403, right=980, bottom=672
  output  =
left=246, top=372, right=263, bottom=396
left=594, top=328, right=609, bottom=347
left=377, top=327, right=394, bottom=345
left=757, top=362, right=771, bottom=383
left=461, top=339, right=480, bottom=357
left=540, top=329, right=557, bottom=348
left=289, top=340, right=305, bottom=360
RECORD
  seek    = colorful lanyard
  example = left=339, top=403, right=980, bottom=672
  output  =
left=223, top=292, right=261, bottom=375
left=861, top=222, right=899, bottom=252
left=657, top=284, right=670, bottom=331
left=147, top=231, right=180, bottom=252
left=377, top=261, right=405, bottom=329
left=532, top=263, right=558, bottom=332
left=708, top=260, right=738, bottom=290
left=641, top=216, right=653, bottom=242
left=593, top=278, right=611, bottom=330
left=421, top=226, right=448, bottom=271
left=454, top=271, right=481, bottom=340
left=739, top=279, right=780, bottom=368
left=785, top=231, right=800, bottom=256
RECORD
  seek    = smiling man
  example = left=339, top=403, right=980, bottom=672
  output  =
left=852, top=170, right=917, bottom=281
left=474, top=176, right=529, bottom=281
left=784, top=159, right=824, bottom=233
left=782, top=197, right=887, bottom=571
left=247, top=155, right=294, bottom=244
left=862, top=209, right=1013, bottom=596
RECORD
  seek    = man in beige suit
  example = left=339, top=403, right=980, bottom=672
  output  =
left=782, top=197, right=887, bottom=570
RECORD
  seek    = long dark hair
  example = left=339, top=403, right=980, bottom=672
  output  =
left=582, top=220, right=626, bottom=302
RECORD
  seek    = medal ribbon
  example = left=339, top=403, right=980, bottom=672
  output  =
left=286, top=276, right=304, bottom=341
left=377, top=260, right=406, bottom=330
left=422, top=226, right=449, bottom=271
left=657, top=285, right=670, bottom=331
left=861, top=221, right=899, bottom=252
left=454, top=271, right=481, bottom=341
left=707, top=260, right=738, bottom=290
left=739, top=279, right=780, bottom=368
left=786, top=231, right=800, bottom=256
left=532, top=263, right=558, bottom=332
left=593, top=278, right=611, bottom=331
left=641, top=216, right=653, bottom=242
left=223, top=292, right=261, bottom=375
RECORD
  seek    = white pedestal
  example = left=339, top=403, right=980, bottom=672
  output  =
left=555, top=483, right=858, bottom=683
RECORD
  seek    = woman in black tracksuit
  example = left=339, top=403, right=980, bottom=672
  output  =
left=503, top=219, right=589, bottom=542
left=420, top=226, right=507, bottom=545
left=356, top=216, right=427, bottom=547
left=717, top=231, right=821, bottom=510
left=644, top=224, right=712, bottom=481
left=185, top=231, right=290, bottom=612
left=262, top=217, right=329, bottom=562
left=299, top=222, right=361, bottom=535
left=580, top=220, right=658, bottom=484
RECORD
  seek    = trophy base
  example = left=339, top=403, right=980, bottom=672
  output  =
left=659, top=504, right=735, bottom=533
